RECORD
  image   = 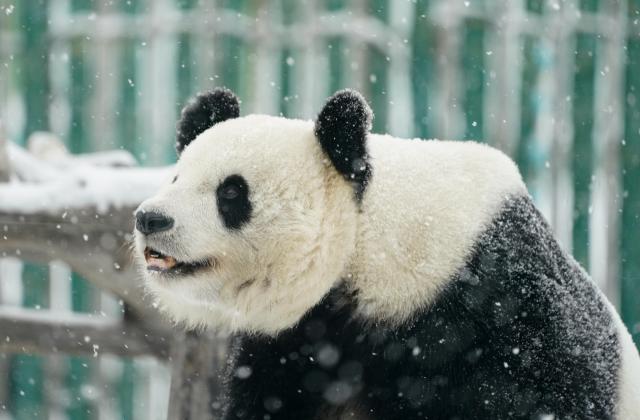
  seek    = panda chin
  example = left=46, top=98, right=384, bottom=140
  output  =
left=143, top=246, right=215, bottom=277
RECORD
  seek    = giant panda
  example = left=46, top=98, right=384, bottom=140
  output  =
left=134, top=88, right=640, bottom=419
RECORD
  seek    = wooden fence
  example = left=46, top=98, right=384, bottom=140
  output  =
left=0, top=0, right=639, bottom=418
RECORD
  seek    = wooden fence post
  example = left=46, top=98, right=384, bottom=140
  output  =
left=168, top=331, right=228, bottom=420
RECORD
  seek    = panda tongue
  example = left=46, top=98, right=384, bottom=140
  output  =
left=147, top=254, right=177, bottom=271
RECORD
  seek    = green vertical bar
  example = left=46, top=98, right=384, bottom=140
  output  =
left=525, top=0, right=544, bottom=14
left=219, top=0, right=249, bottom=98
left=65, top=356, right=93, bottom=420
left=117, top=360, right=136, bottom=420
left=368, top=0, right=389, bottom=21
left=176, top=0, right=197, bottom=10
left=516, top=35, right=541, bottom=186
left=9, top=265, right=48, bottom=420
left=461, top=18, right=485, bottom=141
left=367, top=0, right=388, bottom=133
left=324, top=0, right=348, bottom=96
left=117, top=0, right=143, bottom=159
left=325, top=0, right=347, bottom=11
left=10, top=3, right=49, bottom=419
left=279, top=0, right=296, bottom=117
left=327, top=37, right=345, bottom=94
left=21, top=265, right=49, bottom=309
left=67, top=3, right=96, bottom=419
left=411, top=0, right=434, bottom=139
left=218, top=0, right=248, bottom=99
left=67, top=0, right=96, bottom=318
left=579, top=0, right=599, bottom=12
left=367, top=46, right=388, bottom=133
left=9, top=356, right=45, bottom=420
left=118, top=39, right=139, bottom=157
left=19, top=0, right=49, bottom=142
left=220, top=0, right=252, bottom=12
left=70, top=0, right=94, bottom=11
left=175, top=0, right=196, bottom=118
left=621, top=36, right=640, bottom=347
left=218, top=35, right=244, bottom=95
left=69, top=38, right=89, bottom=154
left=66, top=273, right=96, bottom=420
left=281, top=0, right=296, bottom=26
left=572, top=33, right=596, bottom=271
left=279, top=47, right=295, bottom=117
left=114, top=0, right=141, bottom=416
left=70, top=274, right=94, bottom=314
left=176, top=33, right=194, bottom=110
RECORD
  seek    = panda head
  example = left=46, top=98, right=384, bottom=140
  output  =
left=135, top=88, right=372, bottom=335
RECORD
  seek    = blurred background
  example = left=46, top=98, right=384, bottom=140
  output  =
left=0, top=0, right=639, bottom=418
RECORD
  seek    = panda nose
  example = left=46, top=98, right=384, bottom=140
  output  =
left=135, top=211, right=174, bottom=235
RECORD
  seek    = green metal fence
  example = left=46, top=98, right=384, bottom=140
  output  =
left=1, top=0, right=639, bottom=418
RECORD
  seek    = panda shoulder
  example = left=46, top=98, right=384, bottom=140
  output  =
left=368, top=135, right=527, bottom=204
left=452, top=140, right=526, bottom=194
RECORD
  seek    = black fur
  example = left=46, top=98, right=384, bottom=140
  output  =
left=176, top=88, right=240, bottom=155
left=222, top=195, right=620, bottom=419
left=315, top=90, right=373, bottom=201
left=216, top=174, right=252, bottom=230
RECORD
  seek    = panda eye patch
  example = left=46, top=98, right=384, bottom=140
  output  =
left=216, top=175, right=252, bottom=229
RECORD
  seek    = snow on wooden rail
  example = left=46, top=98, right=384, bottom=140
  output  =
left=1, top=134, right=171, bottom=214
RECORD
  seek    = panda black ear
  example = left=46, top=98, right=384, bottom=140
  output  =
left=314, top=89, right=373, bottom=200
left=176, top=88, right=240, bottom=155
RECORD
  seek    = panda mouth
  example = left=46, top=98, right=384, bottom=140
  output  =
left=144, top=247, right=214, bottom=275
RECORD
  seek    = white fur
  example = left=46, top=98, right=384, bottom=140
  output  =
left=609, top=305, right=640, bottom=419
left=349, top=135, right=526, bottom=322
left=135, top=115, right=525, bottom=333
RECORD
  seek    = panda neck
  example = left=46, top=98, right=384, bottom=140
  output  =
left=343, top=136, right=526, bottom=323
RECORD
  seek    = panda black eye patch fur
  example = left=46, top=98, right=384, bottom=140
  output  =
left=216, top=175, right=252, bottom=229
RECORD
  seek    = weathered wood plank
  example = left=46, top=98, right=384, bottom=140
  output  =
left=0, top=306, right=170, bottom=359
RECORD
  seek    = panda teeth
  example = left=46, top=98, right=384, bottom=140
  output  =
left=143, top=247, right=214, bottom=275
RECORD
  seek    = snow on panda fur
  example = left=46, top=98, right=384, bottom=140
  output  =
left=134, top=88, right=640, bottom=419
